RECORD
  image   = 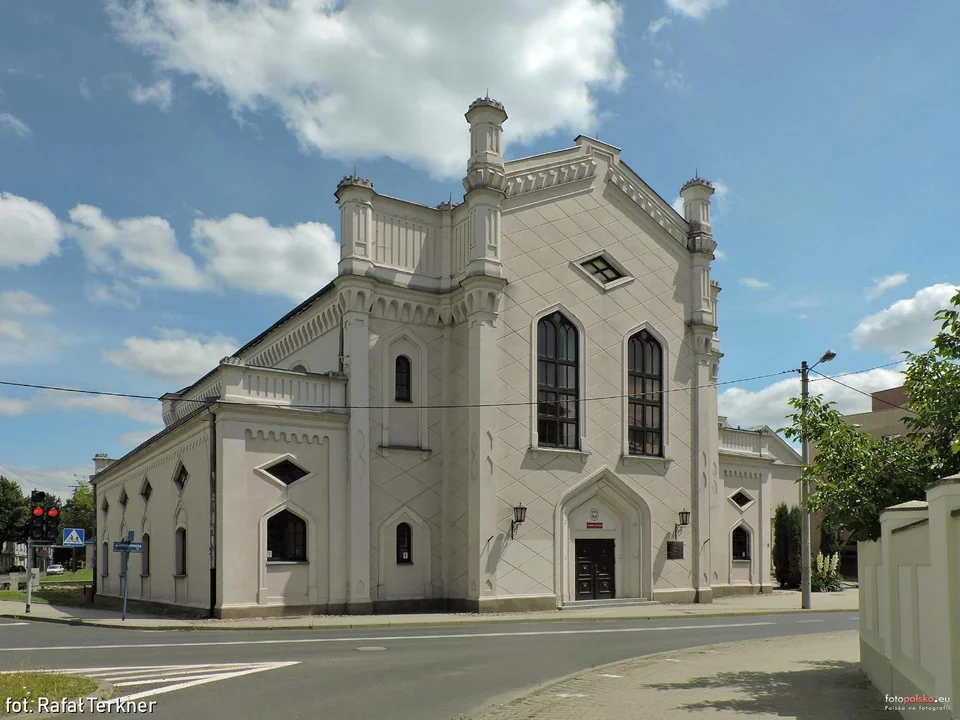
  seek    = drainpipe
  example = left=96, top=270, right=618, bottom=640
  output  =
left=91, top=479, right=97, bottom=599
left=208, top=404, right=218, bottom=619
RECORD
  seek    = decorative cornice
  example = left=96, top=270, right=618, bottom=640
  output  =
left=681, top=176, right=714, bottom=193
left=504, top=158, right=598, bottom=198
left=467, top=97, right=506, bottom=115
left=245, top=429, right=330, bottom=445
left=96, top=428, right=209, bottom=491
left=606, top=166, right=686, bottom=244
left=722, top=468, right=763, bottom=480
left=335, top=175, right=374, bottom=200
left=463, top=166, right=507, bottom=194
left=687, top=223, right=717, bottom=255
left=248, top=299, right=342, bottom=368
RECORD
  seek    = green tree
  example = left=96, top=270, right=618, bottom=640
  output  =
left=781, top=288, right=960, bottom=542
left=61, top=480, right=94, bottom=535
left=0, top=476, right=28, bottom=541
left=773, top=503, right=802, bottom=588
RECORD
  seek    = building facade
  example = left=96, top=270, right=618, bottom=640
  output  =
left=90, top=98, right=800, bottom=618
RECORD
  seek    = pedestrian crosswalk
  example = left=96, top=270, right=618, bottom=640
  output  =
left=0, top=662, right=299, bottom=701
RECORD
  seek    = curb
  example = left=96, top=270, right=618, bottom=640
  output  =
left=0, top=606, right=858, bottom=632
left=467, top=630, right=860, bottom=719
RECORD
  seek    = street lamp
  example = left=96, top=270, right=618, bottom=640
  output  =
left=800, top=349, right=837, bottom=610
left=510, top=505, right=527, bottom=539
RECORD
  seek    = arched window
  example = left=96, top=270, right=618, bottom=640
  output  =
left=291, top=364, right=308, bottom=373
left=141, top=533, right=151, bottom=576
left=395, top=355, right=412, bottom=402
left=175, top=527, right=187, bottom=575
left=267, top=510, right=307, bottom=562
left=537, top=312, right=579, bottom=449
left=396, top=522, right=412, bottom=564
left=627, top=330, right=664, bottom=457
left=101, top=541, right=109, bottom=577
left=732, top=526, right=751, bottom=561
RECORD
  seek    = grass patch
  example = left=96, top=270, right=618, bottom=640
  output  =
left=0, top=671, right=103, bottom=714
left=0, top=589, right=90, bottom=608
left=44, top=569, right=93, bottom=583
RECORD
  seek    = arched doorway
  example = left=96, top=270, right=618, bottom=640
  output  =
left=554, top=469, right=652, bottom=604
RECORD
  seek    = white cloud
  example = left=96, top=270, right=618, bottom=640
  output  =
left=648, top=16, right=672, bottom=34
left=851, top=283, right=960, bottom=354
left=864, top=272, right=909, bottom=301
left=719, top=366, right=906, bottom=432
left=0, top=319, right=26, bottom=341
left=79, top=77, right=92, bottom=101
left=740, top=277, right=771, bottom=290
left=66, top=204, right=211, bottom=291
left=0, top=393, right=28, bottom=416
left=0, top=290, right=52, bottom=316
left=119, top=428, right=163, bottom=448
left=714, top=249, right=728, bottom=261
left=667, top=0, right=731, bottom=19
left=85, top=280, right=141, bottom=310
left=1, top=464, right=95, bottom=499
left=797, top=313, right=808, bottom=321
left=106, top=0, right=626, bottom=178
left=130, top=78, right=173, bottom=111
left=0, top=112, right=31, bottom=137
left=0, top=193, right=64, bottom=268
left=653, top=57, right=686, bottom=93
left=102, top=328, right=238, bottom=384
left=712, top=180, right=730, bottom=208
left=671, top=195, right=684, bottom=216
left=192, top=214, right=339, bottom=301
left=32, top=389, right=161, bottom=426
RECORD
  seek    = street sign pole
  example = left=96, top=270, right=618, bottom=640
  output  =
left=25, top=539, right=32, bottom=614
left=121, top=529, right=134, bottom=622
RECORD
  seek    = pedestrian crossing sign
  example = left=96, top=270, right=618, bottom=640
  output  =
left=63, top=528, right=85, bottom=547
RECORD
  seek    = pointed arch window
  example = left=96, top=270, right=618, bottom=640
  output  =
left=267, top=510, right=307, bottom=562
left=732, top=526, right=751, bottom=561
left=141, top=533, right=151, bottom=576
left=175, top=527, right=187, bottom=576
left=537, top=312, right=579, bottom=449
left=395, top=355, right=412, bottom=402
left=627, top=330, right=664, bottom=457
left=396, top=522, right=412, bottom=564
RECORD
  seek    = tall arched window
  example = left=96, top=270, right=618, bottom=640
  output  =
left=537, top=312, right=579, bottom=449
left=141, top=533, right=151, bottom=576
left=101, top=541, right=109, bottom=577
left=627, top=329, right=664, bottom=457
left=396, top=522, right=412, bottom=564
left=732, top=526, right=751, bottom=560
left=267, top=510, right=307, bottom=562
left=174, top=527, right=187, bottom=575
left=395, top=355, right=412, bottom=402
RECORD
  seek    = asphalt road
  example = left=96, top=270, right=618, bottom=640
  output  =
left=0, top=612, right=859, bottom=720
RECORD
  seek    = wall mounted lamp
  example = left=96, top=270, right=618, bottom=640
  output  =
left=674, top=509, right=691, bottom=539
left=510, top=504, right=527, bottom=539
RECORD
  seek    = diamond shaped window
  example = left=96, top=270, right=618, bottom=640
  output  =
left=140, top=479, right=152, bottom=503
left=119, top=489, right=128, bottom=509
left=580, top=255, right=624, bottom=284
left=173, top=464, right=188, bottom=493
left=731, top=491, right=753, bottom=508
left=265, top=459, right=310, bottom=486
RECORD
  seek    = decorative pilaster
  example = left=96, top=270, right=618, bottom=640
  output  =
left=343, top=306, right=372, bottom=613
left=335, top=175, right=375, bottom=277
left=462, top=97, right=507, bottom=278
left=463, top=277, right=504, bottom=608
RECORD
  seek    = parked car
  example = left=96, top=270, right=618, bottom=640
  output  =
left=45, top=564, right=65, bottom=576
left=8, top=565, right=27, bottom=573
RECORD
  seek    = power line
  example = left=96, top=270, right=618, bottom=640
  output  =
left=0, top=359, right=909, bottom=412
left=809, top=368, right=914, bottom=413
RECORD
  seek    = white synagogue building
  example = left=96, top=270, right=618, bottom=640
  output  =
left=90, top=98, right=803, bottom=618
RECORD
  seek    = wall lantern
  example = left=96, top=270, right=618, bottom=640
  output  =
left=511, top=504, right=527, bottom=539
left=675, top=509, right=691, bottom=539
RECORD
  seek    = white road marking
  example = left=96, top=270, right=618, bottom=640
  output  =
left=663, top=659, right=682, bottom=663
left=0, top=622, right=28, bottom=627
left=598, top=673, right=622, bottom=678
left=0, top=662, right=299, bottom=702
left=556, top=693, right=587, bottom=698
left=798, top=619, right=826, bottom=623
left=0, top=621, right=777, bottom=653
left=355, top=646, right=386, bottom=651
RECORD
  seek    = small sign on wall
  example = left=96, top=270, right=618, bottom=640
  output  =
left=586, top=522, right=603, bottom=529
left=266, top=550, right=273, bottom=559
left=666, top=541, right=684, bottom=560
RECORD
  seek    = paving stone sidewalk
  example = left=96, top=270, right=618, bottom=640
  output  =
left=471, top=631, right=893, bottom=720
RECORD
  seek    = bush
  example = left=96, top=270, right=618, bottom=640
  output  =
left=773, top=503, right=802, bottom=589
left=820, top=521, right=841, bottom=557
left=811, top=551, right=843, bottom=592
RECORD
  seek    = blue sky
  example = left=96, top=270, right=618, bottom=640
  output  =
left=0, top=0, right=955, bottom=497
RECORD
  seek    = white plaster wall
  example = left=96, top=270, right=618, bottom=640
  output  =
left=446, top=322, right=470, bottom=600
left=284, top=326, right=341, bottom=374
left=217, top=414, right=346, bottom=610
left=368, top=315, right=444, bottom=602
left=494, top=161, right=699, bottom=601
left=95, top=421, right=211, bottom=611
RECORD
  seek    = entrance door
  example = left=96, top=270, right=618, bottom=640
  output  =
left=574, top=538, right=615, bottom=601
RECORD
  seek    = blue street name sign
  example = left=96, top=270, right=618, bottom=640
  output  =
left=113, top=541, right=144, bottom=553
left=63, top=528, right=85, bottom=547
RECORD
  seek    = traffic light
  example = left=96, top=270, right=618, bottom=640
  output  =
left=43, top=506, right=60, bottom=542
left=30, top=505, right=44, bottom=541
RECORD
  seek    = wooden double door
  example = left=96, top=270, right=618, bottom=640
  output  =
left=575, top=538, right=615, bottom=601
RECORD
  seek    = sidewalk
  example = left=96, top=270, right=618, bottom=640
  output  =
left=0, top=588, right=858, bottom=630
left=472, top=631, right=890, bottom=720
